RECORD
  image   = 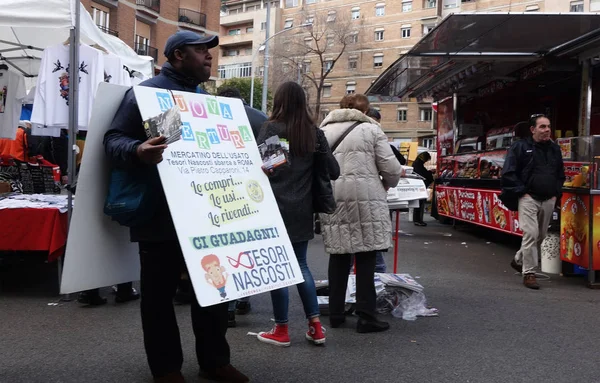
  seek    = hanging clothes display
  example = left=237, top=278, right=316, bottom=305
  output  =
left=31, top=43, right=104, bottom=132
left=103, top=53, right=132, bottom=87
left=0, top=67, right=27, bottom=139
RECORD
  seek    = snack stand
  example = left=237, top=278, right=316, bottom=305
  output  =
left=367, top=13, right=600, bottom=287
left=0, top=1, right=153, bottom=289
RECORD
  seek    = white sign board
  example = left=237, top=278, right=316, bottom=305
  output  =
left=133, top=87, right=303, bottom=307
left=61, top=83, right=140, bottom=294
left=387, top=177, right=428, bottom=202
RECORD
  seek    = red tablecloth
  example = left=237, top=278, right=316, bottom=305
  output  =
left=0, top=208, right=68, bottom=262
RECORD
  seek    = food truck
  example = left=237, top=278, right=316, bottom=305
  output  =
left=367, top=13, right=600, bottom=287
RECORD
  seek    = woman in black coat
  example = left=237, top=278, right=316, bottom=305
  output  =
left=412, top=152, right=434, bottom=226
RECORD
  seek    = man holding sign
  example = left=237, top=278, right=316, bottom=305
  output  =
left=104, top=32, right=248, bottom=383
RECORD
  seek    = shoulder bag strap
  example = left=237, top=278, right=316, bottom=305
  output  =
left=330, top=121, right=362, bottom=153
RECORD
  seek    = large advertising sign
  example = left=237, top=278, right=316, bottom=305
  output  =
left=436, top=186, right=522, bottom=235
left=134, top=87, right=303, bottom=306
left=560, top=192, right=600, bottom=271
left=437, top=98, right=454, bottom=156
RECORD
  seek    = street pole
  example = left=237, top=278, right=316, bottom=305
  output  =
left=261, top=1, right=271, bottom=114
left=249, top=47, right=262, bottom=108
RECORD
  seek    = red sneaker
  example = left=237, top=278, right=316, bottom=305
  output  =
left=306, top=321, right=326, bottom=345
left=258, top=324, right=291, bottom=347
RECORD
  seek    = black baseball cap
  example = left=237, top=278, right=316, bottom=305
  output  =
left=164, top=31, right=219, bottom=58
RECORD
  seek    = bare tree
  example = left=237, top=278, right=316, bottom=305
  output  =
left=271, top=9, right=359, bottom=118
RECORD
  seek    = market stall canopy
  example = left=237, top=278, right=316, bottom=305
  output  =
left=0, top=0, right=153, bottom=82
left=366, top=13, right=600, bottom=101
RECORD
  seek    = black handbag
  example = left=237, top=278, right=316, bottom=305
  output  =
left=312, top=121, right=361, bottom=214
left=313, top=150, right=337, bottom=214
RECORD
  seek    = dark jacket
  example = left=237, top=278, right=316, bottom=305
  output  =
left=501, top=137, right=565, bottom=210
left=103, top=62, right=202, bottom=242
left=257, top=122, right=339, bottom=243
left=243, top=104, right=268, bottom=138
left=413, top=157, right=433, bottom=188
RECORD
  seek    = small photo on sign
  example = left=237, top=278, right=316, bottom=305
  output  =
left=258, top=135, right=288, bottom=170
left=143, top=106, right=183, bottom=145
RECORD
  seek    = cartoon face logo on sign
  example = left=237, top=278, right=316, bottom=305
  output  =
left=201, top=254, right=229, bottom=300
left=246, top=180, right=264, bottom=203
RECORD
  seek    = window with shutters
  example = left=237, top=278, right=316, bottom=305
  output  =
left=570, top=1, right=584, bottom=12
left=420, top=108, right=432, bottom=121
left=397, top=109, right=407, bottom=122
left=374, top=55, right=383, bottom=68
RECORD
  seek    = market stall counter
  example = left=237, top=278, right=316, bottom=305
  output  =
left=435, top=122, right=524, bottom=236
left=0, top=194, right=69, bottom=262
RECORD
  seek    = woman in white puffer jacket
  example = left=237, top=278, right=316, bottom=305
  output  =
left=319, top=94, right=403, bottom=333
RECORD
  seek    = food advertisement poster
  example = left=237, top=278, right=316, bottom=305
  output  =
left=437, top=98, right=454, bottom=156
left=557, top=138, right=572, bottom=160
left=436, top=186, right=519, bottom=235
left=560, top=193, right=590, bottom=268
left=591, top=196, right=600, bottom=270
left=563, top=161, right=591, bottom=188
left=133, top=87, right=303, bottom=307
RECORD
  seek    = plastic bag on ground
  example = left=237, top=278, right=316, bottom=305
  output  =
left=392, top=291, right=438, bottom=321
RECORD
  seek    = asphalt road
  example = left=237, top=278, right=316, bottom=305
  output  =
left=1, top=215, right=599, bottom=383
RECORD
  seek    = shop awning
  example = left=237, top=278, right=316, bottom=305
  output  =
left=367, top=13, right=600, bottom=101
left=0, top=0, right=153, bottom=82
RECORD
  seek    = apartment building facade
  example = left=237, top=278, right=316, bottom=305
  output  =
left=218, top=1, right=283, bottom=86
left=219, top=0, right=598, bottom=145
left=80, top=0, right=221, bottom=80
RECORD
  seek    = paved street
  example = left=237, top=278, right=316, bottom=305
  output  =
left=1, top=215, right=599, bottom=383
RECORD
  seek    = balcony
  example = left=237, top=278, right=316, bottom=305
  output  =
left=135, top=43, right=159, bottom=63
left=136, top=0, right=160, bottom=13
left=179, top=8, right=207, bottom=28
left=220, top=33, right=254, bottom=47
left=97, top=25, right=119, bottom=37
left=94, top=0, right=118, bottom=8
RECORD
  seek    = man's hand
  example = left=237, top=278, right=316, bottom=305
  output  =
left=136, top=136, right=168, bottom=165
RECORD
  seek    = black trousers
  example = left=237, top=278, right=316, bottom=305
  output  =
left=328, top=252, right=377, bottom=318
left=413, top=199, right=426, bottom=223
left=139, top=241, right=230, bottom=378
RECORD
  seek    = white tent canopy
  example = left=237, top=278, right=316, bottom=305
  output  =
left=0, top=0, right=153, bottom=81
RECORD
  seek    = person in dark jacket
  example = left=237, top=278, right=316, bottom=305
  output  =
left=412, top=152, right=434, bottom=226
left=215, top=86, right=266, bottom=326
left=216, top=87, right=268, bottom=138
left=501, top=114, right=565, bottom=290
left=255, top=82, right=339, bottom=347
left=103, top=31, right=248, bottom=383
